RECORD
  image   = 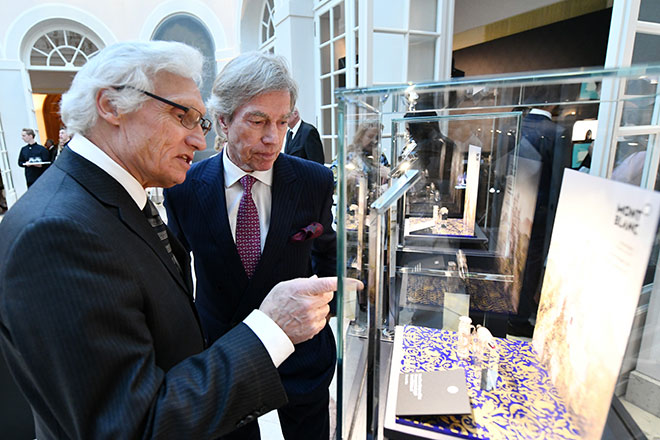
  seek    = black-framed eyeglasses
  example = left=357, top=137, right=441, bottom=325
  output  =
left=114, top=86, right=212, bottom=135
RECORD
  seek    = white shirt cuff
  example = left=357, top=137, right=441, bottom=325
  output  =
left=243, top=309, right=294, bottom=367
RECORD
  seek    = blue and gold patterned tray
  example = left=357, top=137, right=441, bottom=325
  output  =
left=384, top=326, right=581, bottom=440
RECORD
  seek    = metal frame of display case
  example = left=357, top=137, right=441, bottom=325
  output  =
left=335, top=64, right=660, bottom=439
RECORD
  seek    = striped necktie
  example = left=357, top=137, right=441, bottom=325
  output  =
left=236, top=175, right=261, bottom=278
left=142, top=199, right=182, bottom=275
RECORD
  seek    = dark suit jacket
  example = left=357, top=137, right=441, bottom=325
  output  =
left=164, top=153, right=337, bottom=402
left=18, top=143, right=50, bottom=186
left=515, top=112, right=571, bottom=318
left=285, top=121, right=325, bottom=164
left=0, top=148, right=287, bottom=439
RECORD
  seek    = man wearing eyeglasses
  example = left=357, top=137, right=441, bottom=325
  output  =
left=0, top=41, right=357, bottom=439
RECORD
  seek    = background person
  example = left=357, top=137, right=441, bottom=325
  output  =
left=57, top=127, right=72, bottom=156
left=284, top=107, right=325, bottom=164
left=17, top=128, right=49, bottom=187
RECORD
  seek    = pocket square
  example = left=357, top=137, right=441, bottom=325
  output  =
left=290, top=222, right=324, bottom=243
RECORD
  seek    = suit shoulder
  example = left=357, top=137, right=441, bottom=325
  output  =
left=190, top=154, right=220, bottom=177
left=168, top=154, right=220, bottom=193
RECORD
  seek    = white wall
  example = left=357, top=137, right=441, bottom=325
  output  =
left=274, top=0, right=317, bottom=125
left=0, top=60, right=36, bottom=198
left=0, top=1, right=242, bottom=203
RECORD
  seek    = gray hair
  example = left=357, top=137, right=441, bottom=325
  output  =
left=60, top=41, right=205, bottom=136
left=207, top=51, right=298, bottom=128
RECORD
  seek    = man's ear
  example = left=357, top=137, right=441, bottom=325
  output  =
left=218, top=116, right=229, bottom=135
left=96, top=89, right=121, bottom=126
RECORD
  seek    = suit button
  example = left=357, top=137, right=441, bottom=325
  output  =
left=236, top=420, right=246, bottom=428
left=245, top=414, right=255, bottom=423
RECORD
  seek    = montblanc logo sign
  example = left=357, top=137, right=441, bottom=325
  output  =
left=614, top=203, right=652, bottom=235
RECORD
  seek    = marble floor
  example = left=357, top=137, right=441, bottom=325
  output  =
left=621, top=398, right=660, bottom=440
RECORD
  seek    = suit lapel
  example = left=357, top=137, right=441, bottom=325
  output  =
left=287, top=124, right=306, bottom=155
left=54, top=149, right=193, bottom=297
left=261, top=155, right=302, bottom=266
left=192, top=155, right=249, bottom=290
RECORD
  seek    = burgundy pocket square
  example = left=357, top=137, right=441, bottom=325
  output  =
left=290, top=222, right=324, bottom=242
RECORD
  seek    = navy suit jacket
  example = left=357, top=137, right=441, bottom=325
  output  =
left=18, top=143, right=50, bottom=186
left=285, top=121, right=325, bottom=164
left=0, top=148, right=287, bottom=439
left=521, top=112, right=571, bottom=231
left=164, top=152, right=337, bottom=401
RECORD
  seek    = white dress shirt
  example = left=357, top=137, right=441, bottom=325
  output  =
left=222, top=147, right=273, bottom=251
left=282, top=118, right=302, bottom=152
left=68, top=135, right=294, bottom=366
left=529, top=108, right=552, bottom=120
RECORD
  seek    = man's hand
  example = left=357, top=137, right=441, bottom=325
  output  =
left=259, top=276, right=363, bottom=345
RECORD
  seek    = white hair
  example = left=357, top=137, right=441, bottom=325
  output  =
left=207, top=51, right=298, bottom=129
left=61, top=41, right=204, bottom=136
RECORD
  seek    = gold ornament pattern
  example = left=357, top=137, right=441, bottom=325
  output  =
left=395, top=326, right=581, bottom=439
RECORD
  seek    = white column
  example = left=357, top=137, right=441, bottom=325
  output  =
left=273, top=0, right=317, bottom=124
left=0, top=60, right=38, bottom=203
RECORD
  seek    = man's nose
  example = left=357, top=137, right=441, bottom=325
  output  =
left=186, top=130, right=207, bottom=151
left=262, top=123, right=280, bottom=144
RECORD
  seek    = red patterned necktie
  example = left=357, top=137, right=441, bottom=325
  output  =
left=236, top=175, right=261, bottom=278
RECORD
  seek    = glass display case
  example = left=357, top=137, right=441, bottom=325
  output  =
left=335, top=65, right=660, bottom=439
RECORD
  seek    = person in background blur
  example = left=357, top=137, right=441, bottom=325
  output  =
left=284, top=107, right=325, bottom=164
left=58, top=127, right=72, bottom=155
left=44, top=139, right=57, bottom=165
left=17, top=128, right=50, bottom=188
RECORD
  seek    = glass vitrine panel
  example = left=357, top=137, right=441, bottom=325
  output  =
left=335, top=65, right=660, bottom=439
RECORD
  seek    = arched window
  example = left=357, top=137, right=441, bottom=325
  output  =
left=152, top=13, right=217, bottom=160
left=260, top=0, right=275, bottom=53
left=29, top=30, right=99, bottom=69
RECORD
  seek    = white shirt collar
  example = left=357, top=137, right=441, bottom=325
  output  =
left=68, top=135, right=148, bottom=209
left=222, top=147, right=274, bottom=188
left=529, top=108, right=552, bottom=120
left=290, top=118, right=302, bottom=137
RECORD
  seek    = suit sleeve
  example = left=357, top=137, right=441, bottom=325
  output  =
left=0, top=217, right=286, bottom=439
left=18, top=147, right=26, bottom=168
left=40, top=146, right=51, bottom=163
left=305, top=125, right=325, bottom=164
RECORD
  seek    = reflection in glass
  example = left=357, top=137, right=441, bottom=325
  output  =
left=322, top=108, right=332, bottom=137
left=320, top=11, right=330, bottom=43
left=333, top=3, right=345, bottom=37
left=407, top=35, right=436, bottom=82
left=639, top=0, right=660, bottom=23
left=611, top=135, right=649, bottom=186
left=632, top=33, right=660, bottom=64
left=322, top=76, right=332, bottom=106
left=409, top=0, right=437, bottom=31
left=334, top=39, right=346, bottom=70
left=336, top=64, right=660, bottom=440
left=321, top=44, right=331, bottom=75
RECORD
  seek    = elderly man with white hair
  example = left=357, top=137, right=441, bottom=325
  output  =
left=0, top=41, right=358, bottom=439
